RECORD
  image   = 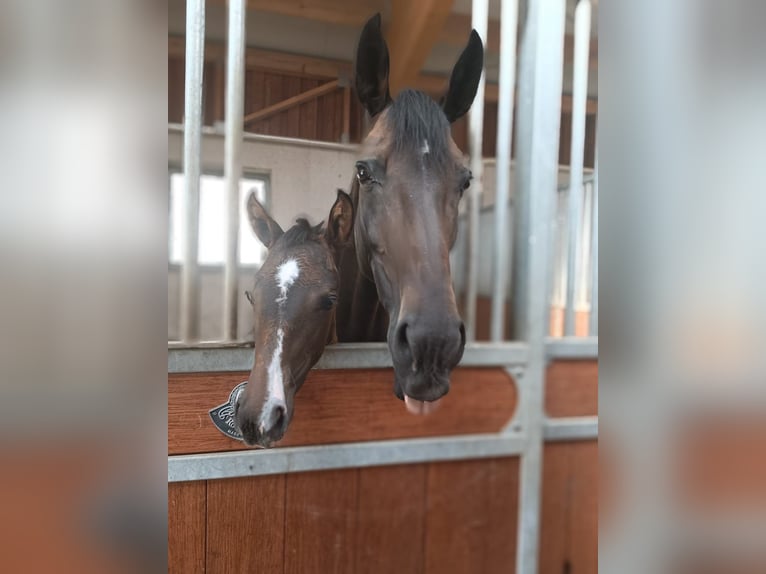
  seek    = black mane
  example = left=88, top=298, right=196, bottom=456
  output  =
left=280, top=218, right=325, bottom=248
left=387, top=89, right=451, bottom=165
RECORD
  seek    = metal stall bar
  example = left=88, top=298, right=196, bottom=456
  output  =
left=590, top=134, right=599, bottom=335
left=464, top=0, right=488, bottom=342
left=577, top=180, right=594, bottom=323
left=169, top=414, right=598, bottom=481
left=543, top=416, right=599, bottom=441
left=168, top=342, right=529, bottom=373
left=564, top=0, right=592, bottom=336
left=222, top=0, right=246, bottom=341
left=169, top=432, right=527, bottom=481
left=179, top=0, right=206, bottom=342
left=512, top=0, right=566, bottom=571
left=490, top=0, right=519, bottom=342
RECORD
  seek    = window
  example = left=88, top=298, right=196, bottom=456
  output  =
left=169, top=172, right=268, bottom=266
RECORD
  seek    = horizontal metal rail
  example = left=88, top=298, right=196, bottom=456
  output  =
left=168, top=338, right=598, bottom=374
left=168, top=415, right=598, bottom=482
left=168, top=341, right=531, bottom=373
left=543, top=416, right=598, bottom=441
left=544, top=336, right=598, bottom=360
left=169, top=432, right=527, bottom=481
left=168, top=123, right=360, bottom=153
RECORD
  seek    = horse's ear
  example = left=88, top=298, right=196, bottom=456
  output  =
left=246, top=191, right=283, bottom=249
left=354, top=13, right=391, bottom=117
left=326, top=189, right=354, bottom=247
left=440, top=30, right=484, bottom=123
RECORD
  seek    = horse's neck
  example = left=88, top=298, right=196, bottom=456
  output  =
left=335, top=240, right=388, bottom=342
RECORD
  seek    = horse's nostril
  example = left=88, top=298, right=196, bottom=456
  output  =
left=274, top=405, right=286, bottom=430
left=397, top=321, right=409, bottom=350
left=458, top=322, right=466, bottom=347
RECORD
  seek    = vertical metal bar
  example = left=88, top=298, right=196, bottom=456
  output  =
left=578, top=180, right=594, bottom=316
left=490, top=0, right=519, bottom=342
left=222, top=0, right=246, bottom=342
left=590, top=139, right=599, bottom=336
left=179, top=0, right=206, bottom=343
left=464, top=0, right=488, bottom=342
left=564, top=0, right=592, bottom=336
left=512, top=0, right=566, bottom=572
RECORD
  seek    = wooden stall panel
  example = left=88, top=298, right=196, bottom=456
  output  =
left=354, top=465, right=428, bottom=574
left=424, top=457, right=519, bottom=574
left=539, top=442, right=598, bottom=574
left=168, top=481, right=206, bottom=574
left=206, top=476, right=285, bottom=574
left=169, top=367, right=517, bottom=455
left=545, top=360, right=598, bottom=417
left=284, top=469, right=359, bottom=574
left=568, top=441, right=599, bottom=574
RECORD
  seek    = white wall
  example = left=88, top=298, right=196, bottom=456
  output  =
left=169, top=127, right=358, bottom=227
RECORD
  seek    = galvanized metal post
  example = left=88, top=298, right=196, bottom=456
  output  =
left=222, top=0, right=246, bottom=342
left=464, top=0, right=488, bottom=342
left=578, top=180, right=594, bottom=316
left=512, top=0, right=566, bottom=572
left=564, top=0, right=592, bottom=336
left=179, top=0, right=206, bottom=342
left=590, top=136, right=598, bottom=336
left=490, top=0, right=519, bottom=342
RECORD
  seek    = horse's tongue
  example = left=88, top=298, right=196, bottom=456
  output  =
left=404, top=395, right=441, bottom=415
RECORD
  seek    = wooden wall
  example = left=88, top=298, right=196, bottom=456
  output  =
left=168, top=55, right=365, bottom=143
left=168, top=361, right=598, bottom=574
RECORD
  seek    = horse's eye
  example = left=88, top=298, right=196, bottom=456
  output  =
left=355, top=162, right=372, bottom=185
left=319, top=293, right=337, bottom=311
left=460, top=171, right=473, bottom=194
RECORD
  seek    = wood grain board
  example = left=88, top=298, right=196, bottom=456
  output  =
left=169, top=367, right=518, bottom=456
left=206, top=475, right=286, bottom=573
left=545, top=360, right=599, bottom=417
left=168, top=481, right=206, bottom=574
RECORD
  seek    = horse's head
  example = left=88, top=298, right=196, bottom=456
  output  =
left=352, top=14, right=484, bottom=413
left=234, top=190, right=353, bottom=447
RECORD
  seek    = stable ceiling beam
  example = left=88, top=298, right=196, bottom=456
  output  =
left=207, top=1, right=597, bottom=66
left=386, top=0, right=455, bottom=94
left=208, top=0, right=384, bottom=27
left=440, top=13, right=598, bottom=66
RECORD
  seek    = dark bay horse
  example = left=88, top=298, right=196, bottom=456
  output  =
left=336, top=14, right=484, bottom=414
left=234, top=190, right=353, bottom=447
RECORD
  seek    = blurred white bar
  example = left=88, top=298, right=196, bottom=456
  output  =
left=490, top=0, right=518, bottom=342
left=578, top=181, right=594, bottom=308
left=464, top=0, right=488, bottom=342
left=179, top=0, right=206, bottom=342
left=564, top=0, right=592, bottom=336
left=222, top=0, right=246, bottom=342
left=590, top=137, right=598, bottom=336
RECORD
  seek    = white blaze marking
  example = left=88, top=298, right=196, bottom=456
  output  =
left=276, top=258, right=300, bottom=304
left=260, top=258, right=300, bottom=431
left=421, top=139, right=430, bottom=155
left=259, top=327, right=286, bottom=432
